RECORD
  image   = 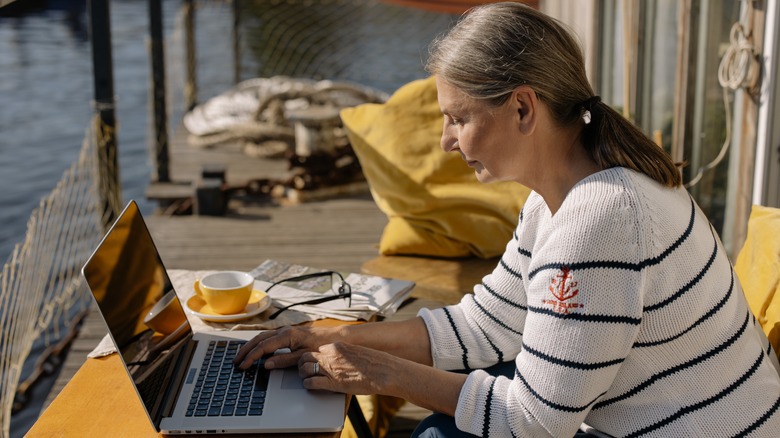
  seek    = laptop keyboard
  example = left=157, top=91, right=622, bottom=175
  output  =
left=186, top=340, right=269, bottom=417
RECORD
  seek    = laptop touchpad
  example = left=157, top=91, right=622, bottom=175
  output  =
left=281, top=368, right=305, bottom=390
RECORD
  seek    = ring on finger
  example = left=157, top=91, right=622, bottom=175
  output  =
left=313, top=362, right=319, bottom=376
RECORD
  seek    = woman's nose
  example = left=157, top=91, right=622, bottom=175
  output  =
left=441, top=126, right=457, bottom=153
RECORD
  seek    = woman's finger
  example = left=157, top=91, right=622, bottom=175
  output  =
left=299, top=353, right=337, bottom=392
left=298, top=359, right=321, bottom=379
left=265, top=349, right=306, bottom=370
left=235, top=328, right=297, bottom=368
left=302, top=375, right=335, bottom=392
left=234, top=330, right=276, bottom=365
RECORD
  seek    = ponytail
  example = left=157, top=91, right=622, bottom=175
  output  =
left=583, top=100, right=682, bottom=188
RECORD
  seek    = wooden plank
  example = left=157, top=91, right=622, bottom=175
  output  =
left=142, top=197, right=388, bottom=273
left=166, top=124, right=291, bottom=187
left=145, top=181, right=193, bottom=201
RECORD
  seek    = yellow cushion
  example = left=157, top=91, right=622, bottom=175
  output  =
left=340, top=77, right=530, bottom=259
left=735, top=204, right=780, bottom=355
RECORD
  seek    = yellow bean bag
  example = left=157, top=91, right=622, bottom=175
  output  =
left=341, top=76, right=530, bottom=259
left=735, top=204, right=780, bottom=357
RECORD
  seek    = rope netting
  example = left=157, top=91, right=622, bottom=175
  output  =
left=165, top=0, right=458, bottom=113
left=236, top=0, right=456, bottom=89
left=0, top=116, right=115, bottom=437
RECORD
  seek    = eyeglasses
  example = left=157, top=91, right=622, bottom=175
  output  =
left=266, top=271, right=352, bottom=320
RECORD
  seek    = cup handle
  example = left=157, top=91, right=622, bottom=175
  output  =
left=193, top=279, right=204, bottom=297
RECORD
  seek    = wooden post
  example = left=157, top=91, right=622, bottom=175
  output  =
left=89, top=0, right=122, bottom=226
left=184, top=0, right=198, bottom=111
left=671, top=0, right=696, bottom=167
left=149, top=0, right=170, bottom=182
left=233, top=0, right=241, bottom=84
left=729, top=3, right=765, bottom=259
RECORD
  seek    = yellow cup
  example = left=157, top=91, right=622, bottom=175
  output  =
left=144, top=290, right=187, bottom=335
left=193, top=271, right=254, bottom=315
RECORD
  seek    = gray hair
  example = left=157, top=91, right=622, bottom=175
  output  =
left=426, top=2, right=682, bottom=188
left=426, top=2, right=593, bottom=126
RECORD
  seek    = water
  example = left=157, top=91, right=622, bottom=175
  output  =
left=1, top=0, right=163, bottom=264
left=1, top=1, right=454, bottom=435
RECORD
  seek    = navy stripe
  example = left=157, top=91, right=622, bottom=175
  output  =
left=634, top=271, right=733, bottom=348
left=482, top=283, right=526, bottom=310
left=477, top=325, right=504, bottom=363
left=499, top=257, right=523, bottom=281
left=640, top=195, right=697, bottom=268
left=522, top=342, right=624, bottom=370
left=644, top=235, right=717, bottom=312
left=518, top=246, right=532, bottom=258
left=443, top=307, right=469, bottom=370
left=730, top=392, right=780, bottom=437
left=530, top=259, right=642, bottom=280
left=473, top=296, right=524, bottom=336
left=528, top=197, right=696, bottom=280
left=624, top=349, right=764, bottom=438
left=595, top=311, right=750, bottom=410
left=515, top=368, right=606, bottom=413
left=483, top=378, right=495, bottom=437
left=528, top=305, right=641, bottom=325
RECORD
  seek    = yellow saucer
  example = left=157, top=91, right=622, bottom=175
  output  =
left=185, top=289, right=270, bottom=322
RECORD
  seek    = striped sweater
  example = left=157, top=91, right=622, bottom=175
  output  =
left=419, top=167, right=780, bottom=437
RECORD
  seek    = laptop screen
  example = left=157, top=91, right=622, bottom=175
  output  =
left=82, top=201, right=193, bottom=424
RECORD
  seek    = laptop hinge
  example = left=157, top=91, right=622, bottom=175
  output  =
left=156, top=336, right=198, bottom=424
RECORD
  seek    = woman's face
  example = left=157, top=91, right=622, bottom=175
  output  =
left=436, top=77, right=521, bottom=183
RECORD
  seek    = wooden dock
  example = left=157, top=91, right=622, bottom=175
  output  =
left=40, top=125, right=439, bottom=436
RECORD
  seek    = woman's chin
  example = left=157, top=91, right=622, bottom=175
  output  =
left=474, top=168, right=499, bottom=183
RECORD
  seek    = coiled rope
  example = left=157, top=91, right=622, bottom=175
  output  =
left=685, top=0, right=759, bottom=188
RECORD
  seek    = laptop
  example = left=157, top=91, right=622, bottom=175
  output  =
left=81, top=200, right=345, bottom=435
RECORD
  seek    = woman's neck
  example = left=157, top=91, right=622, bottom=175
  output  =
left=529, top=126, right=601, bottom=216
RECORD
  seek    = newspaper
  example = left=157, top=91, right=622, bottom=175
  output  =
left=249, top=259, right=415, bottom=321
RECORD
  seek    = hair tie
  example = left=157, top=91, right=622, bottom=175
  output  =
left=583, top=95, right=601, bottom=110
left=582, top=95, right=601, bottom=125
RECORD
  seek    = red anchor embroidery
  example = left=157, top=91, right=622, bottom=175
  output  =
left=542, top=266, right=584, bottom=314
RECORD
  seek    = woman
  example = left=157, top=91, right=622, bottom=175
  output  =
left=235, top=3, right=780, bottom=436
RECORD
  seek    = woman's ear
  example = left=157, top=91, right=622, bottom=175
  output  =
left=513, top=86, right=537, bottom=135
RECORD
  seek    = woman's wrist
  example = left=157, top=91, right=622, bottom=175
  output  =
left=305, top=325, right=347, bottom=350
left=336, top=317, right=432, bottom=364
left=383, top=359, right=466, bottom=416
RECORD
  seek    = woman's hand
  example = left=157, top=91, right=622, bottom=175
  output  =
left=299, top=341, right=467, bottom=416
left=233, top=317, right=431, bottom=370
left=233, top=325, right=337, bottom=369
left=298, top=342, right=397, bottom=395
